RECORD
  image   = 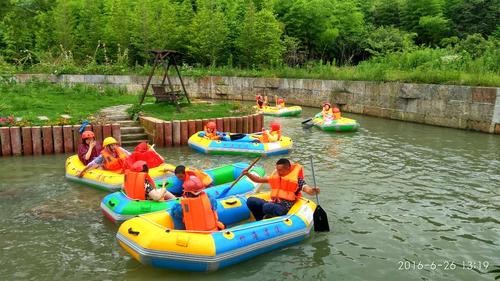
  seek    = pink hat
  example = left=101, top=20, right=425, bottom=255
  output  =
left=183, top=176, right=204, bottom=194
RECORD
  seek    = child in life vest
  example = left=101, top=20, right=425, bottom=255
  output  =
left=200, top=121, right=223, bottom=140
left=123, top=161, right=176, bottom=201
left=257, top=121, right=281, bottom=143
left=256, top=95, right=265, bottom=109
left=171, top=176, right=224, bottom=232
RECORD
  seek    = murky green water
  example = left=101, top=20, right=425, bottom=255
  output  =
left=1, top=106, right=499, bottom=281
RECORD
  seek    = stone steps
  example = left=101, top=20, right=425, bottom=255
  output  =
left=121, top=139, right=149, bottom=148
left=116, top=120, right=141, bottom=127
left=121, top=133, right=149, bottom=141
left=121, top=126, right=145, bottom=134
left=107, top=114, right=130, bottom=121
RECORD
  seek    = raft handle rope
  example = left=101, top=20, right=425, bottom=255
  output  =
left=136, top=196, right=312, bottom=234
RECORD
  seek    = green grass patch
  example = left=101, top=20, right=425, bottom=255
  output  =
left=0, top=81, right=138, bottom=126
left=137, top=101, right=254, bottom=121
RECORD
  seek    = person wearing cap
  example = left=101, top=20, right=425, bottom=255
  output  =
left=201, top=121, right=223, bottom=140
left=78, top=131, right=102, bottom=165
left=171, top=174, right=224, bottom=232
left=321, top=102, right=334, bottom=120
left=77, top=137, right=131, bottom=177
left=123, top=160, right=176, bottom=201
left=242, top=158, right=320, bottom=221
left=256, top=94, right=265, bottom=109
left=256, top=121, right=281, bottom=143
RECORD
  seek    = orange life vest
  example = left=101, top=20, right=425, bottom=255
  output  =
left=101, top=147, right=127, bottom=172
left=124, top=171, right=147, bottom=200
left=185, top=169, right=213, bottom=188
left=259, top=130, right=281, bottom=143
left=268, top=163, right=303, bottom=201
left=181, top=192, right=225, bottom=232
left=322, top=108, right=333, bottom=118
left=333, top=112, right=341, bottom=119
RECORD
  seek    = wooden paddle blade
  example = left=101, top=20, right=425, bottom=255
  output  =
left=302, top=122, right=315, bottom=129
left=229, top=133, right=246, bottom=141
left=301, top=117, right=313, bottom=124
left=313, top=205, right=330, bottom=232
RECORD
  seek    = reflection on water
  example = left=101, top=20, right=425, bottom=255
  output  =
left=0, top=106, right=499, bottom=281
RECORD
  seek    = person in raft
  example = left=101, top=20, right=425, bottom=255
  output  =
left=256, top=121, right=281, bottom=143
left=77, top=137, right=131, bottom=177
left=78, top=131, right=103, bottom=165
left=320, top=102, right=333, bottom=119
left=123, top=160, right=176, bottom=201
left=171, top=175, right=225, bottom=232
left=199, top=121, right=225, bottom=140
left=123, top=141, right=164, bottom=170
left=242, top=158, right=320, bottom=220
left=276, top=97, right=285, bottom=109
left=163, top=165, right=214, bottom=197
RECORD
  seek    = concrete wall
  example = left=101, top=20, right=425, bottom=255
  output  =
left=13, top=74, right=500, bottom=134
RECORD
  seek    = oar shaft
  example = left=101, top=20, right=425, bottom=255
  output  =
left=228, top=156, right=261, bottom=189
left=309, top=156, right=319, bottom=204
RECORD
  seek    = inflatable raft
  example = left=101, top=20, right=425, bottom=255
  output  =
left=101, top=162, right=266, bottom=223
left=188, top=131, right=292, bottom=156
left=117, top=192, right=317, bottom=271
left=65, top=155, right=174, bottom=192
left=312, top=116, right=360, bottom=132
left=254, top=105, right=302, bottom=117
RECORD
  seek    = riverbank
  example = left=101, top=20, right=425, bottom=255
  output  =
left=12, top=74, right=500, bottom=134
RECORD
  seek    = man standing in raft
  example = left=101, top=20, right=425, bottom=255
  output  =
left=242, top=158, right=320, bottom=220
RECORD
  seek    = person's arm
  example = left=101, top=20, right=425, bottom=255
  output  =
left=78, top=155, right=102, bottom=177
left=84, top=140, right=96, bottom=161
left=242, top=169, right=269, bottom=184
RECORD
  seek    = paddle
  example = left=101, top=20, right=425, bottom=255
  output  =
left=310, top=155, right=330, bottom=232
left=219, top=156, right=261, bottom=198
left=302, top=117, right=315, bottom=129
left=228, top=133, right=247, bottom=141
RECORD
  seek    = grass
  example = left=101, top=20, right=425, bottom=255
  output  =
left=0, top=81, right=139, bottom=126
left=137, top=101, right=255, bottom=121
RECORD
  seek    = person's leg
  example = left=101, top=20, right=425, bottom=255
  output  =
left=262, top=202, right=289, bottom=218
left=246, top=197, right=267, bottom=221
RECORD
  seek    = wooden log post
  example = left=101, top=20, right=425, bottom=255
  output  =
left=102, top=124, right=112, bottom=138
left=216, top=118, right=223, bottom=133
left=32, top=127, right=43, bottom=155
left=164, top=121, right=173, bottom=147
left=188, top=120, right=196, bottom=138
left=10, top=127, right=22, bottom=156
left=180, top=120, right=188, bottom=145
left=242, top=116, right=249, bottom=134
left=52, top=126, right=63, bottom=154
left=42, top=126, right=54, bottom=154
left=195, top=119, right=203, bottom=132
left=223, top=117, right=230, bottom=132
left=0, top=127, right=12, bottom=156
left=236, top=117, right=243, bottom=133
left=63, top=125, right=74, bottom=153
left=73, top=125, right=81, bottom=152
left=111, top=124, right=121, bottom=145
left=154, top=121, right=164, bottom=147
left=253, top=114, right=260, bottom=132
left=22, top=127, right=33, bottom=155
left=93, top=124, right=103, bottom=143
left=172, top=120, right=181, bottom=146
left=230, top=117, right=237, bottom=132
left=248, top=115, right=254, bottom=133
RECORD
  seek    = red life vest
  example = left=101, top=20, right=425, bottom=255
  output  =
left=101, top=147, right=127, bottom=172
left=124, top=170, right=156, bottom=200
left=181, top=192, right=225, bottom=232
left=268, top=163, right=303, bottom=201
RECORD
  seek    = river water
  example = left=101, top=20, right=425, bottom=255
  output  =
left=0, top=106, right=499, bottom=281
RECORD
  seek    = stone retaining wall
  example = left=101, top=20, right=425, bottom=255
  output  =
left=13, top=74, right=500, bottom=134
left=139, top=114, right=263, bottom=147
left=0, top=123, right=120, bottom=156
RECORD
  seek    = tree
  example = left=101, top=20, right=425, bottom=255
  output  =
left=371, top=0, right=402, bottom=27
left=365, top=26, right=416, bottom=56
left=444, top=0, right=499, bottom=37
left=188, top=0, right=229, bottom=66
left=236, top=2, right=284, bottom=67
